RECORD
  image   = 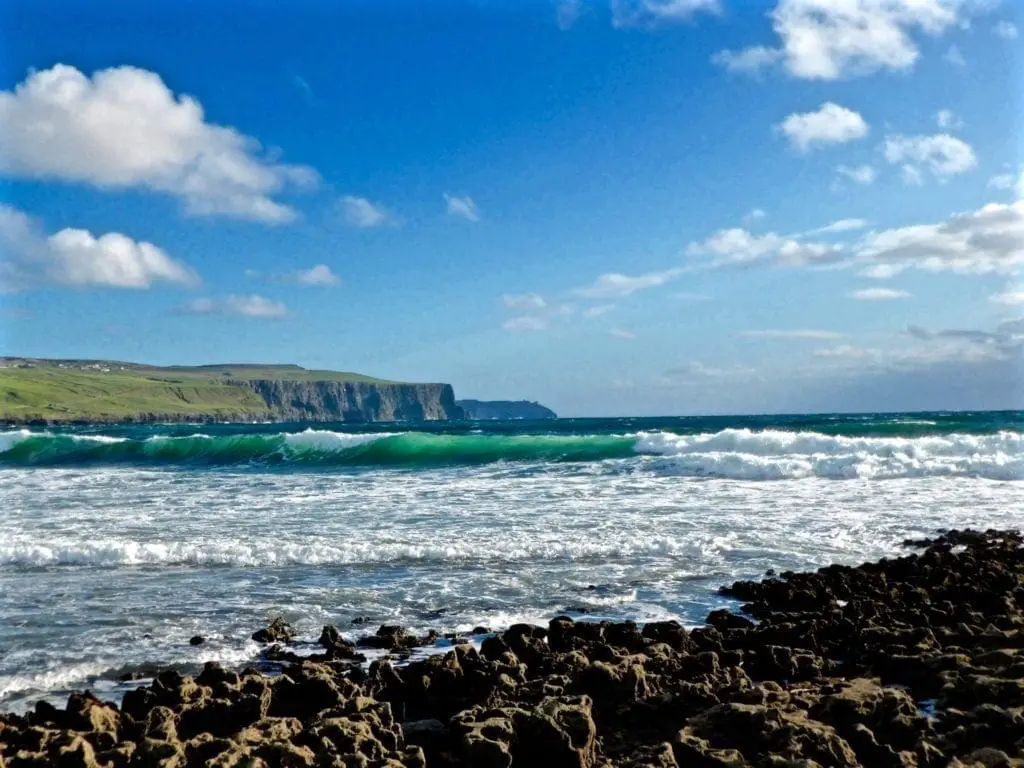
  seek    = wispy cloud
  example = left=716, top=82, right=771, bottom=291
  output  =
left=444, top=193, right=481, bottom=222
left=583, top=304, right=616, bottom=318
left=850, top=287, right=911, bottom=300
left=609, top=328, right=636, bottom=340
left=503, top=293, right=547, bottom=311
left=738, top=329, right=845, bottom=340
left=180, top=294, right=289, bottom=319
left=340, top=196, right=395, bottom=228
left=573, top=267, right=686, bottom=298
left=835, top=165, right=876, bottom=186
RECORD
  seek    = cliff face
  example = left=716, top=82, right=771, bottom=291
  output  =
left=456, top=399, right=557, bottom=420
left=244, top=380, right=464, bottom=422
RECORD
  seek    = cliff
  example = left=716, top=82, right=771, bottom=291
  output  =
left=245, top=380, right=462, bottom=422
left=0, top=359, right=463, bottom=424
left=457, top=399, right=557, bottom=420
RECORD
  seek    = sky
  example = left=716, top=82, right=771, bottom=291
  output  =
left=1, top=0, right=1022, bottom=416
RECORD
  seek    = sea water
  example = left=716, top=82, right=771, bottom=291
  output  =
left=1, top=413, right=1022, bottom=710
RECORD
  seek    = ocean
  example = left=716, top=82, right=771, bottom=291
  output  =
left=1, top=412, right=1022, bottom=712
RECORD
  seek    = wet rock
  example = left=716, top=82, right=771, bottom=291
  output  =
left=188, top=635, right=205, bottom=646
left=251, top=616, right=296, bottom=644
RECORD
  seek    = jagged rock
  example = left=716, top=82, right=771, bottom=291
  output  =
left=251, top=617, right=296, bottom=644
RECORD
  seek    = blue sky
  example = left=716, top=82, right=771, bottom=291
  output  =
left=1, top=0, right=1022, bottom=415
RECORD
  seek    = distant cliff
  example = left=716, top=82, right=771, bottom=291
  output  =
left=246, top=380, right=463, bottom=422
left=0, top=359, right=464, bottom=424
left=457, top=399, right=557, bottom=420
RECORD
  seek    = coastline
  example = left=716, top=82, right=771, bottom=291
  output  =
left=2, top=529, right=1022, bottom=767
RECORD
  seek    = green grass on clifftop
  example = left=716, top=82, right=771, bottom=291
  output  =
left=0, top=359, right=401, bottom=422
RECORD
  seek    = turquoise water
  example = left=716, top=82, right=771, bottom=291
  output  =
left=1, top=412, right=1022, bottom=710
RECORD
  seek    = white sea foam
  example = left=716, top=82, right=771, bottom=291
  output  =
left=634, top=429, right=1024, bottom=480
left=0, top=429, right=35, bottom=452
left=0, top=534, right=722, bottom=568
left=283, top=429, right=391, bottom=452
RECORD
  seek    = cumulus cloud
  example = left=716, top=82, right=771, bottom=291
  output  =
left=0, top=65, right=317, bottom=223
left=712, top=0, right=966, bottom=80
left=993, top=20, right=1019, bottom=40
left=738, top=329, right=844, bottom=340
left=444, top=193, right=481, bottom=222
left=611, top=0, right=720, bottom=27
left=743, top=208, right=767, bottom=223
left=686, top=226, right=842, bottom=268
left=182, top=294, right=289, bottom=319
left=884, top=133, right=977, bottom=182
left=850, top=287, right=911, bottom=300
left=295, top=264, right=340, bottom=286
left=340, top=196, right=394, bottom=228
left=778, top=103, right=869, bottom=152
left=573, top=267, right=686, bottom=298
left=0, top=204, right=198, bottom=291
left=857, top=201, right=1024, bottom=276
left=835, top=164, right=876, bottom=185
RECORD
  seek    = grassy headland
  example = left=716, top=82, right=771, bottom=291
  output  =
left=0, top=358, right=400, bottom=423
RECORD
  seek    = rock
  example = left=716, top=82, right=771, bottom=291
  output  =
left=189, top=635, right=205, bottom=646
left=251, top=617, right=296, bottom=644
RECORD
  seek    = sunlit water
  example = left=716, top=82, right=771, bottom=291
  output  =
left=2, top=413, right=1022, bottom=710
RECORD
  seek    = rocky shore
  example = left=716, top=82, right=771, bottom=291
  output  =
left=2, top=528, right=1022, bottom=767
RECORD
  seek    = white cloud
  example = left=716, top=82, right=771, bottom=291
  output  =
left=777, top=240, right=844, bottom=266
left=0, top=65, right=316, bottom=223
left=609, top=328, right=636, bottom=339
left=935, top=109, right=962, bottom=129
left=850, top=287, right=911, bottom=300
left=686, top=226, right=842, bottom=268
left=993, top=20, right=1019, bottom=40
left=743, top=208, right=767, bottom=223
left=503, top=293, right=547, bottom=310
left=0, top=204, right=197, bottom=291
left=777, top=102, right=869, bottom=152
left=583, top=304, right=616, bottom=318
left=183, top=294, right=289, bottom=319
left=340, top=196, right=394, bottom=228
left=712, top=0, right=965, bottom=81
left=805, top=218, right=869, bottom=235
left=573, top=267, right=685, bottom=298
left=295, top=264, right=340, bottom=286
left=738, top=329, right=845, bottom=340
left=990, top=289, right=1024, bottom=305
left=503, top=315, right=549, bottom=331
left=500, top=295, right=572, bottom=332
left=988, top=173, right=1016, bottom=191
left=611, top=0, right=720, bottom=27
left=686, top=228, right=783, bottom=265
left=901, top=164, right=925, bottom=186
left=444, top=193, right=481, bottom=222
left=836, top=164, right=876, bottom=185
left=711, top=46, right=784, bottom=75
left=884, top=133, right=977, bottom=182
left=859, top=263, right=904, bottom=279
left=856, top=201, right=1024, bottom=275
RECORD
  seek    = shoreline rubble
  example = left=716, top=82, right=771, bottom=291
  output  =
left=2, top=528, right=1022, bottom=767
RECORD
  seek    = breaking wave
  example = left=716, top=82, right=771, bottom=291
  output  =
left=0, top=427, right=1020, bottom=479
